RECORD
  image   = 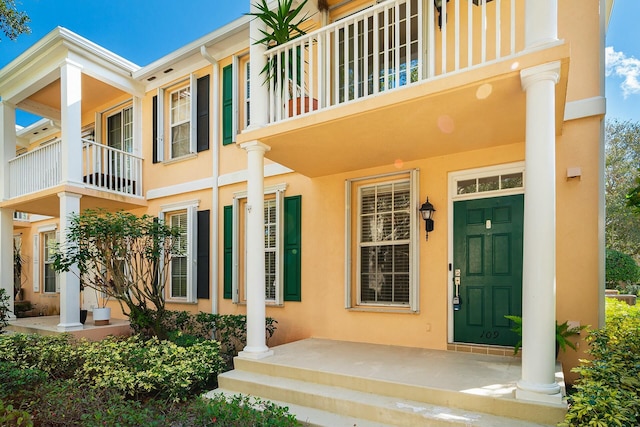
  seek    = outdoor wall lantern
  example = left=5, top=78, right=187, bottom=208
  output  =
left=419, top=198, right=436, bottom=241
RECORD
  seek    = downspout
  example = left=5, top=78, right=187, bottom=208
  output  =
left=201, top=45, right=220, bottom=315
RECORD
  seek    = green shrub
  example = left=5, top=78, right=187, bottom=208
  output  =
left=562, top=300, right=640, bottom=426
left=197, top=394, right=301, bottom=427
left=0, top=399, right=32, bottom=427
left=74, top=335, right=224, bottom=400
left=605, top=249, right=640, bottom=290
left=163, top=311, right=278, bottom=369
left=0, top=288, right=10, bottom=333
left=0, top=361, right=47, bottom=398
left=0, top=334, right=81, bottom=379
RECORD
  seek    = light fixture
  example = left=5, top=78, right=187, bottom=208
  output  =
left=419, top=198, right=436, bottom=241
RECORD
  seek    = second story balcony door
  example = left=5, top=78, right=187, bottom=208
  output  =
left=336, top=0, right=420, bottom=105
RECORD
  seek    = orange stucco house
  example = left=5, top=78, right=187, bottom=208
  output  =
left=0, top=0, right=612, bottom=423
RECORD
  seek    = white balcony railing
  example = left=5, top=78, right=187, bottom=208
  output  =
left=82, top=139, right=142, bottom=197
left=8, top=139, right=143, bottom=199
left=9, top=139, right=62, bottom=198
left=266, top=0, right=521, bottom=122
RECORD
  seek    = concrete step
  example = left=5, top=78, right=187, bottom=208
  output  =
left=214, top=369, right=557, bottom=427
left=231, top=355, right=566, bottom=426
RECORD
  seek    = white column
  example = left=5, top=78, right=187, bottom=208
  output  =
left=238, top=140, right=273, bottom=359
left=0, top=208, right=14, bottom=318
left=524, top=0, right=558, bottom=49
left=60, top=59, right=83, bottom=186
left=57, top=191, right=83, bottom=331
left=517, top=61, right=561, bottom=404
left=0, top=102, right=17, bottom=316
left=248, top=0, right=268, bottom=129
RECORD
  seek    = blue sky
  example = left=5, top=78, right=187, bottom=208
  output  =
left=1, top=0, right=639, bottom=126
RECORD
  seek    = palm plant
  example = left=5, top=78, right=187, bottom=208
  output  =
left=248, top=0, right=310, bottom=93
left=504, top=315, right=588, bottom=356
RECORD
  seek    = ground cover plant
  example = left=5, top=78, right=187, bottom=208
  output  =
left=0, top=331, right=301, bottom=426
left=561, top=299, right=640, bottom=427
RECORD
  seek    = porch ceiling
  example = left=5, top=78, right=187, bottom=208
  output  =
left=18, top=75, right=127, bottom=120
left=239, top=44, right=570, bottom=178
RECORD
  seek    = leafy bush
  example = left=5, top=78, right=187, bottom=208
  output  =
left=0, top=361, right=47, bottom=398
left=0, top=399, right=32, bottom=427
left=197, top=394, right=301, bottom=427
left=561, top=299, right=640, bottom=427
left=0, top=288, right=10, bottom=333
left=74, top=335, right=224, bottom=400
left=0, top=334, right=81, bottom=379
left=163, top=311, right=278, bottom=369
left=605, top=249, right=640, bottom=290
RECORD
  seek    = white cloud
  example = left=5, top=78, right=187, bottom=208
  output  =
left=606, top=46, right=640, bottom=98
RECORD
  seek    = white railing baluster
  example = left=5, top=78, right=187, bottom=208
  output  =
left=481, top=0, right=487, bottom=63
left=259, top=0, right=522, bottom=123
left=455, top=0, right=460, bottom=71
left=441, top=0, right=447, bottom=74
left=496, top=0, right=501, bottom=59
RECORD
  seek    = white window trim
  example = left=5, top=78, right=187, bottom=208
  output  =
left=345, top=170, right=420, bottom=312
left=156, top=75, right=200, bottom=163
left=231, top=183, right=288, bottom=305
left=159, top=200, right=199, bottom=303
left=38, top=226, right=59, bottom=294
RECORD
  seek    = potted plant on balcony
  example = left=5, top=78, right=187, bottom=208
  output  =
left=248, top=0, right=318, bottom=116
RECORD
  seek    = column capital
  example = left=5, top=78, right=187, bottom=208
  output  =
left=59, top=57, right=84, bottom=71
left=521, top=61, right=561, bottom=91
left=240, top=140, right=271, bottom=153
left=57, top=191, right=83, bottom=201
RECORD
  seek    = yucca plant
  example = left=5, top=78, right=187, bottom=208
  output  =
left=248, top=0, right=310, bottom=93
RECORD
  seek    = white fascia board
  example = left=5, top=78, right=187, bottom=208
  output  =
left=143, top=57, right=213, bottom=92
left=0, top=47, right=64, bottom=103
left=134, top=15, right=250, bottom=81
left=564, top=96, right=606, bottom=121
left=65, top=50, right=144, bottom=97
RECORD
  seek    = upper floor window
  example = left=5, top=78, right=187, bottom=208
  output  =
left=153, top=74, right=210, bottom=163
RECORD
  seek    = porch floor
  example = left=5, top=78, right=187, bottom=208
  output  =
left=213, top=338, right=567, bottom=427
left=7, top=315, right=131, bottom=340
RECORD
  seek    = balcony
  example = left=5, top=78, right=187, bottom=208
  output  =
left=242, top=0, right=569, bottom=177
left=6, top=139, right=144, bottom=216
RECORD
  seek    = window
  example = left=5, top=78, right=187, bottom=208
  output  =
left=346, top=171, right=419, bottom=310
left=153, top=74, right=210, bottom=162
left=159, top=203, right=210, bottom=302
left=456, top=172, right=523, bottom=195
left=169, top=211, right=188, bottom=299
left=170, top=87, right=191, bottom=158
left=223, top=188, right=301, bottom=304
left=43, top=231, right=57, bottom=293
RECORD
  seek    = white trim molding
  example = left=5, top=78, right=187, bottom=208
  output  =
left=218, top=163, right=294, bottom=187
left=564, top=96, right=606, bottom=121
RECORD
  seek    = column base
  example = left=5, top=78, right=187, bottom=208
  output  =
left=57, top=322, right=84, bottom=332
left=238, top=347, right=274, bottom=360
left=516, top=380, right=564, bottom=405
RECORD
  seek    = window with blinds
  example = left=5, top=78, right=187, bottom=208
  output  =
left=359, top=180, right=411, bottom=305
left=170, top=211, right=188, bottom=299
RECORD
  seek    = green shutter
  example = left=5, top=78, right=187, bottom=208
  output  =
left=223, top=205, right=233, bottom=299
left=283, top=195, right=301, bottom=301
left=222, top=65, right=234, bottom=146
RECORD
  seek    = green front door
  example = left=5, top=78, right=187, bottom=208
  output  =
left=453, top=195, right=523, bottom=346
